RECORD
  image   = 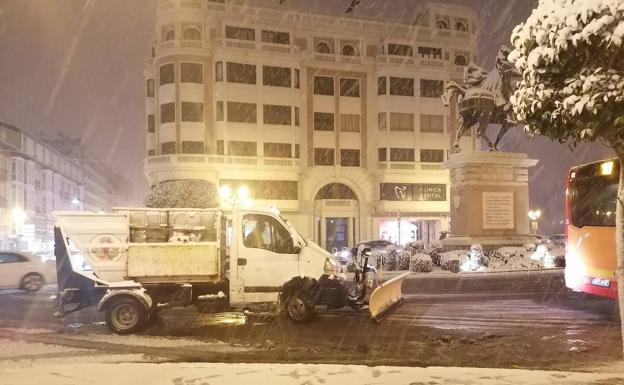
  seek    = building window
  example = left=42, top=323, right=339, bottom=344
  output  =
left=161, top=141, right=176, bottom=154
left=390, top=148, right=415, bottom=162
left=295, top=144, right=300, bottom=158
left=216, top=101, right=224, bottom=121
left=215, top=61, right=223, bottom=81
left=183, top=27, right=201, bottom=40
left=225, top=26, right=255, bottom=41
left=181, top=102, right=203, bottom=122
left=180, top=63, right=203, bottom=83
left=420, top=149, right=444, bottom=162
left=378, top=112, right=387, bottom=130
left=314, top=76, right=334, bottom=95
left=263, top=66, right=291, bottom=87
left=388, top=43, right=413, bottom=56
left=228, top=141, right=257, bottom=156
left=389, top=113, right=414, bottom=131
left=226, top=62, right=256, bottom=84
left=339, top=78, right=360, bottom=97
left=161, top=103, right=175, bottom=123
left=340, top=114, right=360, bottom=132
left=216, top=140, right=224, bottom=155
left=263, top=105, right=291, bottom=125
left=389, top=77, right=414, bottom=96
left=264, top=142, right=292, bottom=158
left=147, top=79, right=154, bottom=97
left=227, top=102, right=257, bottom=123
left=378, top=148, right=387, bottom=161
left=163, top=28, right=175, bottom=41
left=455, top=21, right=467, bottom=31
left=417, top=47, right=443, bottom=60
left=148, top=149, right=156, bottom=156
left=294, top=107, right=300, bottom=126
left=454, top=55, right=468, bottom=66
left=182, top=141, right=204, bottom=154
left=261, top=30, right=290, bottom=44
left=160, top=63, right=174, bottom=85
left=436, top=19, right=449, bottom=29
left=315, top=41, right=331, bottom=53
left=420, top=79, right=444, bottom=98
left=294, top=69, right=300, bottom=88
left=420, top=114, right=444, bottom=133
left=340, top=149, right=360, bottom=167
left=378, top=76, right=387, bottom=95
left=147, top=114, right=155, bottom=133
left=341, top=44, right=356, bottom=56
left=314, top=148, right=334, bottom=166
left=314, top=112, right=334, bottom=131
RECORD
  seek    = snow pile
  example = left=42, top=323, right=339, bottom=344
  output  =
left=488, top=247, right=544, bottom=271
left=439, top=250, right=470, bottom=273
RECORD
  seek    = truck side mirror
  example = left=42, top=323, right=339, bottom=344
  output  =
left=291, top=238, right=301, bottom=254
left=361, top=247, right=372, bottom=257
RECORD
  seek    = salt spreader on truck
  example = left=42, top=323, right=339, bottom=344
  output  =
left=54, top=207, right=408, bottom=334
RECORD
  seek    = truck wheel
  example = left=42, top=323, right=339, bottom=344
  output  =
left=284, top=291, right=314, bottom=324
left=105, top=297, right=147, bottom=334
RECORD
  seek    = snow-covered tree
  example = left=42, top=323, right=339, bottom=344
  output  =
left=509, top=0, right=624, bottom=351
left=144, top=180, right=217, bottom=208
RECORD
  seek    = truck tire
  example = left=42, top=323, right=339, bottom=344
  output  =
left=104, top=297, right=148, bottom=334
left=284, top=289, right=314, bottom=324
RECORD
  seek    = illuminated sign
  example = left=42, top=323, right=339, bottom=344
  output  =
left=380, top=183, right=446, bottom=201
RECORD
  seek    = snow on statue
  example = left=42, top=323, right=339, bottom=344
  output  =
left=508, top=0, right=624, bottom=353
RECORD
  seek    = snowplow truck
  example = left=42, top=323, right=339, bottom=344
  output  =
left=54, top=207, right=408, bottom=334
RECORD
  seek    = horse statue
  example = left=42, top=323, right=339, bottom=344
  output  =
left=442, top=46, right=521, bottom=151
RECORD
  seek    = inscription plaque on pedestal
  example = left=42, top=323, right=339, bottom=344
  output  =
left=482, top=192, right=514, bottom=229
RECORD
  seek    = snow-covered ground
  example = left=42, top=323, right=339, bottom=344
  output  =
left=1, top=362, right=623, bottom=385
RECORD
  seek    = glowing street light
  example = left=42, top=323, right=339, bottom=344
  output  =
left=12, top=207, right=26, bottom=251
left=71, top=197, right=84, bottom=211
left=219, top=185, right=251, bottom=207
left=528, top=209, right=542, bottom=235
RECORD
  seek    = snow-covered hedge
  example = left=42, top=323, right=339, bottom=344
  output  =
left=144, top=180, right=217, bottom=208
left=429, top=241, right=444, bottom=266
left=439, top=250, right=469, bottom=273
left=398, top=250, right=411, bottom=270
left=409, top=253, right=433, bottom=273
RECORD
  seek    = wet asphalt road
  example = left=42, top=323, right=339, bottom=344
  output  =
left=0, top=282, right=621, bottom=370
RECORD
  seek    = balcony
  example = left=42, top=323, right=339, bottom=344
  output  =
left=213, top=38, right=300, bottom=56
left=158, top=39, right=206, bottom=54
left=145, top=154, right=301, bottom=170
left=377, top=161, right=446, bottom=172
left=376, top=55, right=447, bottom=69
left=311, top=52, right=364, bottom=65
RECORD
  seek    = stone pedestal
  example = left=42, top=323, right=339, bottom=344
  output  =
left=441, top=151, right=539, bottom=249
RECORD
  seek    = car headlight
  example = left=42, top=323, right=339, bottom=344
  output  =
left=324, top=257, right=338, bottom=274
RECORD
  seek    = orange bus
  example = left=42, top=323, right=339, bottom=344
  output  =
left=565, top=158, right=619, bottom=299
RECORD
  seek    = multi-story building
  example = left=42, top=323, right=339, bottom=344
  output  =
left=0, top=121, right=118, bottom=252
left=143, top=0, right=478, bottom=252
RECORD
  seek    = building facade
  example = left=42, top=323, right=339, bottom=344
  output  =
left=0, top=122, right=118, bottom=252
left=143, top=0, right=478, bottom=252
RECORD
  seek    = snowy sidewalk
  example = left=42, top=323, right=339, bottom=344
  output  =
left=1, top=362, right=624, bottom=385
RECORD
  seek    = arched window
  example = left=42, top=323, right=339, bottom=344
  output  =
left=316, top=41, right=331, bottom=54
left=315, top=183, right=358, bottom=200
left=454, top=55, right=468, bottom=66
left=164, top=29, right=175, bottom=41
left=455, top=22, right=467, bottom=32
left=183, top=27, right=201, bottom=40
left=435, top=20, right=449, bottom=30
left=341, top=44, right=356, bottom=56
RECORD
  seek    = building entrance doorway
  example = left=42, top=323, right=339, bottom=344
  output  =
left=313, top=183, right=360, bottom=253
left=326, top=217, right=348, bottom=253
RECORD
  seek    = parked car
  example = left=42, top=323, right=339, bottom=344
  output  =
left=532, top=234, right=552, bottom=245
left=548, top=234, right=566, bottom=247
left=0, top=251, right=56, bottom=292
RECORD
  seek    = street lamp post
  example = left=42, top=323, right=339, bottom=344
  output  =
left=528, top=209, right=542, bottom=235
left=71, top=197, right=84, bottom=211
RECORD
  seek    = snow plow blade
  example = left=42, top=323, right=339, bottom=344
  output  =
left=369, top=272, right=410, bottom=322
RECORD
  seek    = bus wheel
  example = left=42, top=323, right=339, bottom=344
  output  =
left=105, top=297, right=148, bottom=334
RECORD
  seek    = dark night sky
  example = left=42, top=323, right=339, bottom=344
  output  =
left=0, top=0, right=612, bottom=233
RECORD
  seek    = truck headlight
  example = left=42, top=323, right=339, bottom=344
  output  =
left=324, top=257, right=338, bottom=274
